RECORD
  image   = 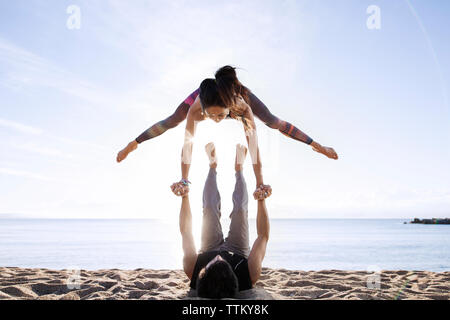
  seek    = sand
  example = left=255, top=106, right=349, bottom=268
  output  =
left=0, top=267, right=448, bottom=300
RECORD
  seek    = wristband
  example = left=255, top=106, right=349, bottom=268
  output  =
left=180, top=178, right=191, bottom=186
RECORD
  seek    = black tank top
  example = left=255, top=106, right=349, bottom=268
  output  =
left=190, top=250, right=252, bottom=291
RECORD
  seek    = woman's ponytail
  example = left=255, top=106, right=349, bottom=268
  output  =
left=215, top=65, right=250, bottom=114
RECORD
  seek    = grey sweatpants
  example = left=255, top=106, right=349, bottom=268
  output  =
left=200, top=167, right=250, bottom=258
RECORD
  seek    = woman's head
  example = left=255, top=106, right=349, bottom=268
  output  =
left=199, top=65, right=250, bottom=123
left=199, top=78, right=229, bottom=123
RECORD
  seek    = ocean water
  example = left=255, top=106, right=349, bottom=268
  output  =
left=0, top=219, right=449, bottom=272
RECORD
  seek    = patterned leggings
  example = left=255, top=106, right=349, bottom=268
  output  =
left=135, top=89, right=313, bottom=145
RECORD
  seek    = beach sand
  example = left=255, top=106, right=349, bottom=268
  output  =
left=0, top=267, right=448, bottom=300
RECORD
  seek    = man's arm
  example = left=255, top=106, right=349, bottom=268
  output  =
left=247, top=199, right=270, bottom=285
left=179, top=195, right=197, bottom=279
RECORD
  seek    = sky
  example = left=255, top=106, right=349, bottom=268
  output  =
left=0, top=0, right=449, bottom=220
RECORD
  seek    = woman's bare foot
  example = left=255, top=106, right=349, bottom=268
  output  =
left=235, top=144, right=247, bottom=172
left=205, top=142, right=217, bottom=169
left=319, top=146, right=338, bottom=160
left=311, top=141, right=338, bottom=160
left=117, top=140, right=138, bottom=163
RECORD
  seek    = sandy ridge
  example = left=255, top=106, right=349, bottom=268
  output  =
left=0, top=267, right=448, bottom=300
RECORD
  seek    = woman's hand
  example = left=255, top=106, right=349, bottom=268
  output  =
left=253, top=184, right=272, bottom=200
left=311, top=141, right=338, bottom=160
left=170, top=181, right=190, bottom=197
left=117, top=140, right=138, bottom=163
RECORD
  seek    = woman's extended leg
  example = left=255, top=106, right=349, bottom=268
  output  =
left=117, top=89, right=200, bottom=163
left=134, top=88, right=200, bottom=144
left=248, top=91, right=314, bottom=145
left=134, top=101, right=190, bottom=144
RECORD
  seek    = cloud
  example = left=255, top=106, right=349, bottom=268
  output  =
left=0, top=37, right=113, bottom=105
left=10, top=142, right=75, bottom=160
left=0, top=167, right=55, bottom=182
left=81, top=0, right=314, bottom=108
left=49, top=136, right=109, bottom=152
left=0, top=115, right=108, bottom=155
left=0, top=117, right=43, bottom=135
left=273, top=184, right=450, bottom=217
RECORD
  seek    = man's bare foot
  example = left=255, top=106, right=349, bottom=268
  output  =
left=117, top=141, right=138, bottom=163
left=235, top=144, right=247, bottom=172
left=205, top=142, right=217, bottom=169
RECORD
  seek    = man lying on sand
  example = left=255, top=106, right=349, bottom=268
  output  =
left=170, top=143, right=271, bottom=299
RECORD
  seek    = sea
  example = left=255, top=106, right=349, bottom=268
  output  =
left=0, top=219, right=449, bottom=272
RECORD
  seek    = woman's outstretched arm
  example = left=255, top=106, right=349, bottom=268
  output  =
left=181, top=98, right=204, bottom=183
left=240, top=101, right=265, bottom=187
left=247, top=90, right=338, bottom=160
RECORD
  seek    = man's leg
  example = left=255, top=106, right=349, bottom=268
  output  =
left=200, top=143, right=224, bottom=253
left=222, top=144, right=250, bottom=258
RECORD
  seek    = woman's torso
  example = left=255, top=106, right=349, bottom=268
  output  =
left=184, top=88, right=250, bottom=122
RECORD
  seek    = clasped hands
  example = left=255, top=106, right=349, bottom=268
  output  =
left=252, top=184, right=272, bottom=201
left=170, top=181, right=190, bottom=197
left=170, top=180, right=272, bottom=200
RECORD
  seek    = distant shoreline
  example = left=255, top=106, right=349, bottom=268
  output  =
left=409, top=218, right=450, bottom=225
